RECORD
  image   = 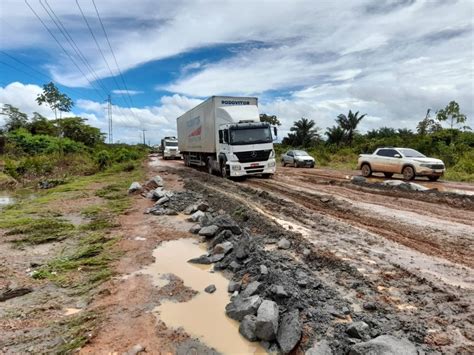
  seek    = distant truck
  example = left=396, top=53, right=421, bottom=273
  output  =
left=358, top=147, right=445, bottom=181
left=160, top=136, right=181, bottom=160
left=176, top=96, right=277, bottom=178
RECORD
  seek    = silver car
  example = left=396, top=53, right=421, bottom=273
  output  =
left=281, top=150, right=315, bottom=168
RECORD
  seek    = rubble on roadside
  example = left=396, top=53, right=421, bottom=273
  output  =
left=130, top=175, right=422, bottom=354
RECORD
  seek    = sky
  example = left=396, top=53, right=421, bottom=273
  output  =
left=0, top=0, right=473, bottom=144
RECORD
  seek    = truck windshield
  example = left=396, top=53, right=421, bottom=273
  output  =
left=165, top=142, right=178, bottom=147
left=229, top=127, right=272, bottom=145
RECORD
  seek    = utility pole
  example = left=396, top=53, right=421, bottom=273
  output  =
left=142, top=129, right=147, bottom=146
left=106, top=95, right=113, bottom=144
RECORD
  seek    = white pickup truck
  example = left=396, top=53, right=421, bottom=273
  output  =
left=357, top=147, right=445, bottom=181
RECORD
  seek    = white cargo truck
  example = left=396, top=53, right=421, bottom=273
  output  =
left=160, top=136, right=181, bottom=159
left=177, top=96, right=277, bottom=178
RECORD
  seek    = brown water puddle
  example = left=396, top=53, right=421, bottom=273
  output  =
left=141, top=238, right=266, bottom=354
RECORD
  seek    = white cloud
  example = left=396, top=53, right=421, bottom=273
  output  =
left=0, top=82, right=53, bottom=118
left=112, top=89, right=143, bottom=95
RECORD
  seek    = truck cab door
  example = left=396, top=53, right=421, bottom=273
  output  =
left=218, top=128, right=230, bottom=156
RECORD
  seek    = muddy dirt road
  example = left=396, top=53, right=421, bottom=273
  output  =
left=3, top=156, right=472, bottom=354
left=156, top=158, right=473, bottom=353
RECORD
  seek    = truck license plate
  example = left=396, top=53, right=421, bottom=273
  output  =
left=250, top=163, right=259, bottom=167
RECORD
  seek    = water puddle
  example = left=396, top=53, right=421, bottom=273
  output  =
left=0, top=195, right=14, bottom=208
left=142, top=238, right=265, bottom=354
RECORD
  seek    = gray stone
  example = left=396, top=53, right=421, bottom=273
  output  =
left=239, top=315, right=258, bottom=342
left=204, top=284, right=216, bottom=293
left=320, top=197, right=330, bottom=203
left=184, top=204, right=198, bottom=215
left=188, top=255, right=212, bottom=264
left=210, top=229, right=233, bottom=248
left=278, top=238, right=291, bottom=249
left=146, top=175, right=164, bottom=188
left=234, top=243, right=249, bottom=259
left=241, top=281, right=261, bottom=297
left=346, top=321, right=369, bottom=339
left=349, top=335, right=417, bottom=355
left=212, top=215, right=242, bottom=234
left=277, top=309, right=302, bottom=354
left=260, top=265, right=268, bottom=275
left=164, top=209, right=178, bottom=216
left=209, top=253, right=225, bottom=263
left=228, top=281, right=241, bottom=293
left=189, top=224, right=201, bottom=234
left=351, top=176, right=367, bottom=184
left=302, top=248, right=311, bottom=256
left=156, top=196, right=169, bottom=205
left=152, top=188, right=166, bottom=200
left=305, top=340, right=333, bottom=355
left=255, top=300, right=279, bottom=341
left=225, top=295, right=262, bottom=321
left=272, top=285, right=288, bottom=297
left=363, top=302, right=378, bottom=311
left=190, top=210, right=205, bottom=222
left=213, top=241, right=233, bottom=255
left=128, top=182, right=142, bottom=193
left=198, top=225, right=219, bottom=237
left=125, top=343, right=145, bottom=355
left=228, top=261, right=241, bottom=272
left=197, top=201, right=209, bottom=211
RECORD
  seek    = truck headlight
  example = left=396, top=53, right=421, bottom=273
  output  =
left=232, top=165, right=241, bottom=170
left=269, top=150, right=275, bottom=158
left=268, top=161, right=276, bottom=167
left=229, top=154, right=239, bottom=162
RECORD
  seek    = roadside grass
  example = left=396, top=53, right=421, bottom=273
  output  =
left=444, top=170, right=474, bottom=183
left=6, top=218, right=75, bottom=245
left=54, top=311, right=99, bottom=354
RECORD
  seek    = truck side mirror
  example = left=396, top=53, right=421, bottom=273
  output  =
left=223, top=130, right=229, bottom=143
left=273, top=127, right=278, bottom=137
left=218, top=130, right=223, bottom=144
left=394, top=154, right=401, bottom=158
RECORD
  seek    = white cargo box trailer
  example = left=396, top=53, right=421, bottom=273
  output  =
left=177, top=96, right=276, bottom=178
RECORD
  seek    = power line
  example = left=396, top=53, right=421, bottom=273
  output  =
left=0, top=53, right=101, bottom=103
left=75, top=0, right=129, bottom=108
left=24, top=0, right=106, bottom=100
left=40, top=0, right=110, bottom=97
left=91, top=0, right=136, bottom=110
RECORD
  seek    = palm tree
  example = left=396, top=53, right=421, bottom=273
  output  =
left=336, top=110, right=366, bottom=145
left=325, top=125, right=346, bottom=146
left=288, top=117, right=320, bottom=147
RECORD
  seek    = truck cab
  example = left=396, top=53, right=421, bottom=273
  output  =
left=213, top=121, right=276, bottom=177
left=160, top=137, right=181, bottom=160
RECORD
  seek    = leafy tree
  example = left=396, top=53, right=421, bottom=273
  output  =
left=54, top=117, right=104, bottom=146
left=325, top=125, right=346, bottom=146
left=417, top=109, right=442, bottom=135
left=259, top=113, right=281, bottom=126
left=282, top=117, right=320, bottom=147
left=1, top=104, right=28, bottom=132
left=29, top=112, right=57, bottom=136
left=336, top=110, right=366, bottom=145
left=436, top=101, right=469, bottom=130
left=36, top=82, right=74, bottom=119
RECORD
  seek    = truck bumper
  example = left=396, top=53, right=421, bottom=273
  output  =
left=228, top=159, right=276, bottom=177
left=164, top=152, right=182, bottom=159
left=416, top=167, right=445, bottom=177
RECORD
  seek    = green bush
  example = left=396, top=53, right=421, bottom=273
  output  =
left=95, top=150, right=111, bottom=171
left=6, top=129, right=85, bottom=155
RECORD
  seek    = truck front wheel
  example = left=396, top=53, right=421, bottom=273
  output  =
left=220, top=161, right=229, bottom=179
left=361, top=164, right=372, bottom=177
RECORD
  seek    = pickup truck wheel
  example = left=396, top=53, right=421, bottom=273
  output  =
left=384, top=173, right=393, bottom=178
left=361, top=164, right=372, bottom=177
left=402, top=166, right=415, bottom=180
left=281, top=160, right=286, bottom=167
left=428, top=176, right=439, bottom=182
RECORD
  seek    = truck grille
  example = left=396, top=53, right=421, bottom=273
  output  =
left=430, top=164, right=444, bottom=169
left=235, top=150, right=272, bottom=163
